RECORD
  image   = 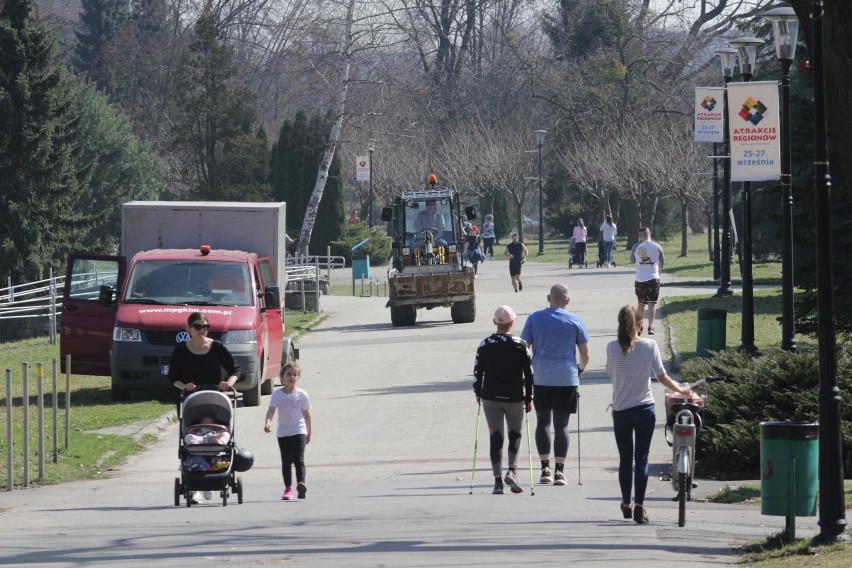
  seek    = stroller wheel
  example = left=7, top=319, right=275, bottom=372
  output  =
left=174, top=478, right=181, bottom=507
left=236, top=477, right=244, bottom=504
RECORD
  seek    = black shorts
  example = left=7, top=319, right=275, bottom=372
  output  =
left=533, top=385, right=578, bottom=414
left=635, top=279, right=660, bottom=305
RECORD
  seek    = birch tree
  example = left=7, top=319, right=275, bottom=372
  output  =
left=295, top=0, right=356, bottom=254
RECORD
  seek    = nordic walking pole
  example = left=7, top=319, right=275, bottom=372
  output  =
left=526, top=405, right=535, bottom=496
left=577, top=390, right=583, bottom=485
left=469, top=401, right=482, bottom=494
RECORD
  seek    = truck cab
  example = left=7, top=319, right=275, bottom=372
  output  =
left=61, top=246, right=294, bottom=406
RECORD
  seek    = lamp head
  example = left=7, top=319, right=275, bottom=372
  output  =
left=533, top=129, right=547, bottom=146
left=763, top=7, right=799, bottom=62
left=716, top=48, right=739, bottom=81
left=729, top=37, right=764, bottom=79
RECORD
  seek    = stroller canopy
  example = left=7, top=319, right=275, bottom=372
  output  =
left=182, top=391, right=233, bottom=430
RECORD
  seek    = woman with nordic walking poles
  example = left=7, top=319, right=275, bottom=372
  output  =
left=606, top=305, right=690, bottom=524
left=472, top=305, right=534, bottom=495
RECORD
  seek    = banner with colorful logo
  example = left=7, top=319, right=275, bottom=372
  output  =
left=727, top=81, right=781, bottom=182
left=356, top=155, right=370, bottom=181
left=694, top=87, right=725, bottom=143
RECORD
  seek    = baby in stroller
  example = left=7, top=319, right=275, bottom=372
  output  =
left=184, top=416, right=231, bottom=446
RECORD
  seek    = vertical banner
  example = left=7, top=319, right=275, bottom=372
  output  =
left=356, top=155, right=369, bottom=181
left=727, top=81, right=781, bottom=182
left=694, top=87, right=725, bottom=143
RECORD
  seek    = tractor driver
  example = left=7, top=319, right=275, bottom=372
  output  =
left=413, top=199, right=446, bottom=241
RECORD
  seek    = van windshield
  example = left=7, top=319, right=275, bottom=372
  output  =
left=124, top=260, right=253, bottom=306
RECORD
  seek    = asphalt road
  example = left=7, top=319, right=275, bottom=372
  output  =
left=0, top=256, right=815, bottom=567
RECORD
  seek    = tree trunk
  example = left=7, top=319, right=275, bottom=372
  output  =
left=296, top=0, right=356, bottom=254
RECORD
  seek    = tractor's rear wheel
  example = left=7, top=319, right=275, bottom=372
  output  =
left=451, top=299, right=476, bottom=323
left=390, top=305, right=417, bottom=326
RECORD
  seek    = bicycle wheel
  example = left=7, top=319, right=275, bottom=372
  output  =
left=677, top=471, right=687, bottom=527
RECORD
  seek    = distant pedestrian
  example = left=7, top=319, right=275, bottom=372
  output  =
left=572, top=219, right=587, bottom=265
left=473, top=306, right=534, bottom=495
left=606, top=305, right=690, bottom=523
left=481, top=214, right=496, bottom=259
left=349, top=209, right=361, bottom=225
left=630, top=227, right=665, bottom=335
left=599, top=216, right=617, bottom=267
left=521, top=283, right=590, bottom=486
left=505, top=233, right=528, bottom=292
left=465, top=225, right=484, bottom=275
left=265, top=362, right=312, bottom=501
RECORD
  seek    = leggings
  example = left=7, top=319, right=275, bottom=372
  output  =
left=534, top=408, right=571, bottom=459
left=276, top=434, right=306, bottom=487
left=612, top=404, right=656, bottom=505
left=482, top=237, right=495, bottom=258
left=482, top=399, right=524, bottom=476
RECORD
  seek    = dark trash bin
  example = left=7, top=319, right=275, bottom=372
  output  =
left=696, top=308, right=726, bottom=357
left=760, top=421, right=818, bottom=538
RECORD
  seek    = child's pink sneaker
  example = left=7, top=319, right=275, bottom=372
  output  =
left=282, top=486, right=294, bottom=500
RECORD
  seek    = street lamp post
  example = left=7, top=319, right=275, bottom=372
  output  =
left=713, top=142, right=720, bottom=280
left=730, top=36, right=764, bottom=355
left=809, top=0, right=847, bottom=544
left=716, top=48, right=738, bottom=297
left=367, top=141, right=375, bottom=228
left=764, top=7, right=799, bottom=353
left=533, top=129, right=547, bottom=255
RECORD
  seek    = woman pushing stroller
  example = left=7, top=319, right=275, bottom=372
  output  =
left=169, top=311, right=241, bottom=503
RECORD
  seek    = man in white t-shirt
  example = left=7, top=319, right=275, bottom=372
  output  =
left=630, top=227, right=665, bottom=335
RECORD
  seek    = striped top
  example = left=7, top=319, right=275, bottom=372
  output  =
left=606, top=338, right=666, bottom=411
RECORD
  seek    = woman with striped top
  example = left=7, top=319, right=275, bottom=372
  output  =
left=606, top=305, right=690, bottom=524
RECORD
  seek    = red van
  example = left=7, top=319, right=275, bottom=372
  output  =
left=61, top=247, right=295, bottom=406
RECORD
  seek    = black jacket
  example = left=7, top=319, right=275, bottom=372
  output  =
left=473, top=334, right=533, bottom=404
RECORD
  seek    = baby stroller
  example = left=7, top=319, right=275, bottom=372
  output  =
left=596, top=238, right=616, bottom=268
left=568, top=237, right=587, bottom=269
left=174, top=389, right=250, bottom=507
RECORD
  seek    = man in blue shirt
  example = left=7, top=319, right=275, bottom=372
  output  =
left=520, top=283, right=590, bottom=485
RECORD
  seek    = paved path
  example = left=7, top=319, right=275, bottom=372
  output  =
left=0, top=257, right=813, bottom=567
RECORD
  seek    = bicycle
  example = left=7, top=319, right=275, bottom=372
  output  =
left=663, top=376, right=726, bottom=527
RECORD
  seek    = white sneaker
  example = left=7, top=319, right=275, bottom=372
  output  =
left=203, top=491, right=213, bottom=500
left=191, top=491, right=203, bottom=504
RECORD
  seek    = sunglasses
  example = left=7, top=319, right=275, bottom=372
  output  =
left=192, top=323, right=210, bottom=331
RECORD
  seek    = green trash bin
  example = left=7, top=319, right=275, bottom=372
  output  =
left=351, top=256, right=371, bottom=296
left=696, top=308, right=726, bottom=357
left=760, top=421, right=819, bottom=517
left=352, top=256, right=371, bottom=280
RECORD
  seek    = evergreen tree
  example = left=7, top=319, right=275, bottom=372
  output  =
left=105, top=0, right=176, bottom=145
left=0, top=0, right=90, bottom=281
left=68, top=79, right=161, bottom=253
left=270, top=111, right=345, bottom=253
left=169, top=3, right=265, bottom=200
left=72, top=0, right=128, bottom=91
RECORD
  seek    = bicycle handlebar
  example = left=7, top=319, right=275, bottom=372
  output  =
left=679, top=376, right=727, bottom=390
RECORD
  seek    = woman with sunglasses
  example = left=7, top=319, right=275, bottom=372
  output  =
left=168, top=312, right=240, bottom=393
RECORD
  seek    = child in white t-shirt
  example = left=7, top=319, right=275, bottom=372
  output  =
left=264, top=362, right=312, bottom=501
